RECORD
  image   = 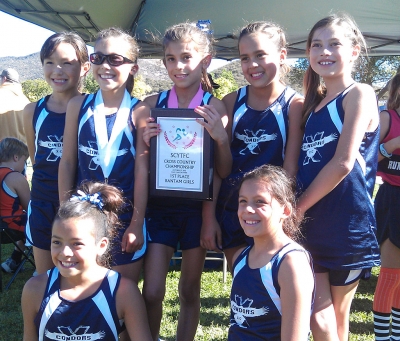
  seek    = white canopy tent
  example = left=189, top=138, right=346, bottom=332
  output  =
left=0, top=0, right=399, bottom=59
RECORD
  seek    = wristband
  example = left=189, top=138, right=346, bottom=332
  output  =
left=379, top=143, right=392, bottom=158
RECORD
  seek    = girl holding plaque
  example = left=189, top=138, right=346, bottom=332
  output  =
left=142, top=21, right=231, bottom=341
left=59, top=27, right=150, bottom=289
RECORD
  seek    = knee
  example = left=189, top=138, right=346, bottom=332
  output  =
left=311, top=310, right=338, bottom=340
left=179, top=280, right=200, bottom=304
left=143, top=284, right=166, bottom=305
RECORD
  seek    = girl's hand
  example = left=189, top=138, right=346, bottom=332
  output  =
left=200, top=215, right=222, bottom=252
left=194, top=104, right=228, bottom=144
left=143, top=116, right=160, bottom=147
left=121, top=222, right=144, bottom=253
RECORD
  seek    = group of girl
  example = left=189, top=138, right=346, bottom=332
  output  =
left=19, top=9, right=388, bottom=341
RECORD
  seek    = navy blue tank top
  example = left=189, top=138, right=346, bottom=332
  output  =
left=229, top=243, right=312, bottom=341
left=77, top=91, right=140, bottom=217
left=35, top=267, right=123, bottom=341
left=218, top=86, right=297, bottom=212
left=297, top=85, right=380, bottom=269
left=31, top=95, right=65, bottom=202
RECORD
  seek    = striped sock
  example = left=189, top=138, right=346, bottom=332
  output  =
left=391, top=308, right=400, bottom=341
left=373, top=311, right=391, bottom=341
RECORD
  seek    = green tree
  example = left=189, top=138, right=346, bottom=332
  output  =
left=132, top=75, right=152, bottom=99
left=22, top=79, right=52, bottom=102
left=82, top=72, right=99, bottom=94
left=212, top=70, right=239, bottom=99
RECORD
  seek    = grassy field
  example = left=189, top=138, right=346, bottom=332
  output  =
left=0, top=243, right=377, bottom=341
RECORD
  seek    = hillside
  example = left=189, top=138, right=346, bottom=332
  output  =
left=0, top=53, right=246, bottom=91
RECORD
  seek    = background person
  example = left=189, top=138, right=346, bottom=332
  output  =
left=0, top=68, right=30, bottom=143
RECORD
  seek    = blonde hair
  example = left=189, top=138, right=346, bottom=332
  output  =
left=95, top=27, right=139, bottom=94
left=302, top=13, right=367, bottom=127
left=162, top=22, right=214, bottom=93
left=387, top=73, right=400, bottom=110
left=238, top=21, right=290, bottom=80
left=0, top=137, right=29, bottom=162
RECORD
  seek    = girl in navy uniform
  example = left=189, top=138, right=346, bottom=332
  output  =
left=143, top=22, right=231, bottom=341
left=229, top=164, right=314, bottom=341
left=23, top=32, right=90, bottom=275
left=59, top=28, right=150, bottom=286
left=215, top=22, right=304, bottom=269
left=373, top=73, right=400, bottom=340
left=296, top=14, right=380, bottom=341
left=22, top=182, right=152, bottom=341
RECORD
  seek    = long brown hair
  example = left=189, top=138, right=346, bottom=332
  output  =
left=162, top=22, right=214, bottom=93
left=301, top=13, right=367, bottom=127
left=387, top=73, right=400, bottom=111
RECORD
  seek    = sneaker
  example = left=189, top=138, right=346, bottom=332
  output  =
left=1, top=258, right=20, bottom=273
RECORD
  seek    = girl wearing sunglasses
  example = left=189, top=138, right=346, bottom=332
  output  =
left=59, top=28, right=150, bottom=298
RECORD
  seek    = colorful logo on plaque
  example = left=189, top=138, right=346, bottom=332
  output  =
left=164, top=126, right=197, bottom=150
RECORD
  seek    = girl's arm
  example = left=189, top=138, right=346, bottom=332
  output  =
left=22, top=275, right=47, bottom=341
left=195, top=98, right=232, bottom=178
left=283, top=95, right=304, bottom=178
left=201, top=172, right=222, bottom=251
left=279, top=251, right=314, bottom=341
left=117, top=278, right=152, bottom=341
left=23, top=102, right=37, bottom=164
left=297, top=84, right=379, bottom=215
left=58, top=96, right=84, bottom=202
left=121, top=102, right=150, bottom=253
left=142, top=94, right=159, bottom=147
left=378, top=110, right=400, bottom=162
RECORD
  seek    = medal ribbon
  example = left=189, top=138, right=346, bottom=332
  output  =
left=93, top=89, right=131, bottom=180
left=168, top=84, right=204, bottom=108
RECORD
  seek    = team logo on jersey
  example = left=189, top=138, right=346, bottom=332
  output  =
left=230, top=295, right=269, bottom=328
left=38, top=135, right=63, bottom=162
left=235, top=129, right=277, bottom=155
left=301, top=132, right=337, bottom=165
left=44, top=326, right=105, bottom=340
left=79, top=141, right=128, bottom=170
left=164, top=126, right=197, bottom=150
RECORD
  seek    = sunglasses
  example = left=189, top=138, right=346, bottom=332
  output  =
left=90, top=53, right=135, bottom=66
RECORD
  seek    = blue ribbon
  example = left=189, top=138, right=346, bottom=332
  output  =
left=70, top=190, right=104, bottom=210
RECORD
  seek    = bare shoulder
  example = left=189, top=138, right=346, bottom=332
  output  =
left=210, top=96, right=227, bottom=117
left=22, top=273, right=47, bottom=306
left=143, top=93, right=158, bottom=109
left=347, top=82, right=376, bottom=100
left=222, top=91, right=238, bottom=107
left=5, top=171, right=29, bottom=186
left=68, top=93, right=86, bottom=109
left=132, top=100, right=151, bottom=122
left=23, top=102, right=37, bottom=116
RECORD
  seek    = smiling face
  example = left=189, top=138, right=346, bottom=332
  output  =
left=308, top=24, right=359, bottom=80
left=42, top=42, right=88, bottom=95
left=238, top=178, right=289, bottom=239
left=51, top=217, right=108, bottom=278
left=238, top=32, right=286, bottom=88
left=163, top=40, right=210, bottom=91
left=92, top=36, right=137, bottom=94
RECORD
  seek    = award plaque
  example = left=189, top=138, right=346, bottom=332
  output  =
left=150, top=108, right=214, bottom=200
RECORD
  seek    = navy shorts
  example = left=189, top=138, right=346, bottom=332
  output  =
left=217, top=207, right=253, bottom=250
left=313, top=263, right=371, bottom=286
left=110, top=215, right=147, bottom=266
left=25, top=199, right=58, bottom=250
left=375, top=182, right=400, bottom=248
left=146, top=209, right=202, bottom=250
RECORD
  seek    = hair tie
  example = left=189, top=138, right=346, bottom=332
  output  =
left=196, top=20, right=214, bottom=35
left=70, top=190, right=104, bottom=211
